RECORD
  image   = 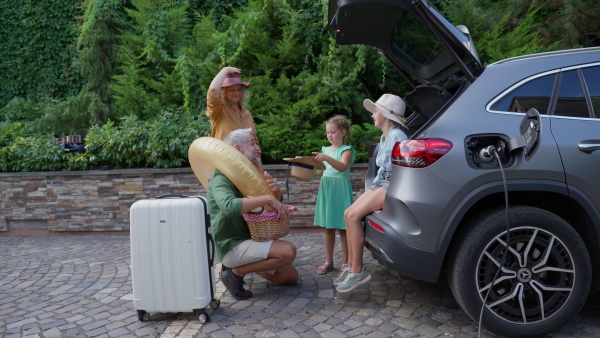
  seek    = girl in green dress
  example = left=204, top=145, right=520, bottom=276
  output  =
left=312, top=115, right=356, bottom=275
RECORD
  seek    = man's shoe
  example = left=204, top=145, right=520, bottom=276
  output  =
left=336, top=268, right=371, bottom=293
left=223, top=269, right=253, bottom=300
left=219, top=265, right=228, bottom=282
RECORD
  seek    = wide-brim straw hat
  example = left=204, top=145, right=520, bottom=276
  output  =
left=222, top=72, right=250, bottom=87
left=283, top=157, right=326, bottom=182
left=363, top=93, right=406, bottom=128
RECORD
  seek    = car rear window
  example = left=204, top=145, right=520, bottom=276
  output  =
left=582, top=66, right=600, bottom=118
left=490, top=74, right=556, bottom=114
left=392, top=11, right=443, bottom=65
left=555, top=70, right=590, bottom=118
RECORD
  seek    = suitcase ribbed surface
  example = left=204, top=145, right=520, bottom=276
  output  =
left=130, top=197, right=214, bottom=313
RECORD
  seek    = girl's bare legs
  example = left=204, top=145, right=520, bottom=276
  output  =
left=324, top=228, right=336, bottom=263
left=338, top=229, right=348, bottom=265
left=343, top=188, right=387, bottom=274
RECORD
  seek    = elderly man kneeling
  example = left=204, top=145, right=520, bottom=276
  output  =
left=207, top=128, right=299, bottom=300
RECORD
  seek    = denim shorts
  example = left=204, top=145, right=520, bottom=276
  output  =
left=222, top=239, right=273, bottom=268
left=371, top=171, right=391, bottom=190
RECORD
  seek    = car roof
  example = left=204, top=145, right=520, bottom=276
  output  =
left=489, top=46, right=600, bottom=67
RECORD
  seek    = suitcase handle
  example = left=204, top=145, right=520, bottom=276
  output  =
left=206, top=232, right=217, bottom=301
left=154, top=194, right=190, bottom=199
left=207, top=233, right=215, bottom=266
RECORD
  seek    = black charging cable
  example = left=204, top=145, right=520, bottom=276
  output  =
left=477, top=146, right=511, bottom=338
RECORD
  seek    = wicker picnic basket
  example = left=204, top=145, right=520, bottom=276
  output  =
left=243, top=205, right=295, bottom=241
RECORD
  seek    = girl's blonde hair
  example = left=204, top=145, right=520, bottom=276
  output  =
left=219, top=86, right=250, bottom=109
left=388, top=119, right=405, bottom=130
left=326, top=114, right=351, bottom=145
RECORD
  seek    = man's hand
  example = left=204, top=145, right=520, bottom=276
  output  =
left=269, top=198, right=290, bottom=221
left=264, top=171, right=281, bottom=201
left=240, top=171, right=285, bottom=215
left=263, top=172, right=288, bottom=221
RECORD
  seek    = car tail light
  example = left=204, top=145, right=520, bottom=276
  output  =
left=369, top=220, right=384, bottom=232
left=392, top=138, right=453, bottom=168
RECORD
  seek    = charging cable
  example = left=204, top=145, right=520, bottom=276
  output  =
left=477, top=146, right=511, bottom=338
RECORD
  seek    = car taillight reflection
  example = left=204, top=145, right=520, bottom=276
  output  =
left=392, top=138, right=453, bottom=168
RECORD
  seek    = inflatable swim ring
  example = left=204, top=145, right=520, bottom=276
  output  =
left=188, top=137, right=274, bottom=197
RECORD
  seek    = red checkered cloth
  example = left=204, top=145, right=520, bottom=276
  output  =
left=243, top=205, right=295, bottom=222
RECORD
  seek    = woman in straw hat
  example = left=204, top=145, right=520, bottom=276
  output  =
left=335, top=94, right=408, bottom=293
left=207, top=66, right=263, bottom=172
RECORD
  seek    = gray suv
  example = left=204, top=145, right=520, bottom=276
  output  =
left=329, top=0, right=600, bottom=336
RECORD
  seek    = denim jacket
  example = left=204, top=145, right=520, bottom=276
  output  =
left=371, top=125, right=408, bottom=189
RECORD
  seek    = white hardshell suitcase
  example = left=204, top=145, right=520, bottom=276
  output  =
left=129, top=195, right=219, bottom=323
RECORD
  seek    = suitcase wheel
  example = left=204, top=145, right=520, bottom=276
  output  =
left=209, top=299, right=220, bottom=310
left=137, top=310, right=150, bottom=322
left=199, top=312, right=210, bottom=324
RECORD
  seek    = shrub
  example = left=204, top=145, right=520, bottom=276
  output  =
left=1, top=110, right=211, bottom=172
left=0, top=135, right=68, bottom=172
left=85, top=116, right=156, bottom=169
left=144, top=109, right=211, bottom=168
left=350, top=123, right=382, bottom=163
left=83, top=110, right=211, bottom=169
left=0, top=97, right=51, bottom=124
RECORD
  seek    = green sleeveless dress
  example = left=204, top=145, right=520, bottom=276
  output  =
left=314, top=144, right=356, bottom=229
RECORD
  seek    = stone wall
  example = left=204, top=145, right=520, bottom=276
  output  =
left=0, top=164, right=368, bottom=233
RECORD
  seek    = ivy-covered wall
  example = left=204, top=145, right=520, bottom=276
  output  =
left=0, top=0, right=83, bottom=107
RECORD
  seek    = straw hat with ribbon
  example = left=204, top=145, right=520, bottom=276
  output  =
left=283, top=157, right=326, bottom=182
left=282, top=156, right=326, bottom=202
left=363, top=93, right=407, bottom=129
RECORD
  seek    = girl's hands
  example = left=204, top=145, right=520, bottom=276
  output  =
left=312, top=152, right=328, bottom=163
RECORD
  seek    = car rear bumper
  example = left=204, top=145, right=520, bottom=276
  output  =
left=364, top=214, right=444, bottom=283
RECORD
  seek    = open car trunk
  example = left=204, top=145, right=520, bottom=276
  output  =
left=402, top=79, right=468, bottom=136
left=328, top=0, right=483, bottom=134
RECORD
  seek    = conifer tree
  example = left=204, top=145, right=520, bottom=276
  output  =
left=110, top=0, right=189, bottom=119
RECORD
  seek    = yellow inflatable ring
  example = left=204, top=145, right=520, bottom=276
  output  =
left=188, top=137, right=274, bottom=197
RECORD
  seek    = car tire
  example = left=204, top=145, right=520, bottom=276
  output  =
left=447, top=206, right=591, bottom=337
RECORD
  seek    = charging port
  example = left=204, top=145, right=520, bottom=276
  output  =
left=465, top=135, right=511, bottom=169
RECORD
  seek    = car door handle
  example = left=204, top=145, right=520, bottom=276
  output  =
left=578, top=140, right=600, bottom=153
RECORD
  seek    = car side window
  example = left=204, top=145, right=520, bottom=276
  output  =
left=581, top=66, right=600, bottom=118
left=490, top=74, right=556, bottom=114
left=554, top=70, right=590, bottom=118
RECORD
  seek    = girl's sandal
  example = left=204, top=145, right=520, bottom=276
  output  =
left=317, top=261, right=334, bottom=275
left=337, top=263, right=348, bottom=277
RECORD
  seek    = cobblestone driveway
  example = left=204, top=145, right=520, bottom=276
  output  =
left=1, top=232, right=599, bottom=337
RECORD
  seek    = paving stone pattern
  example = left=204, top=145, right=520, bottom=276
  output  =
left=1, top=233, right=599, bottom=337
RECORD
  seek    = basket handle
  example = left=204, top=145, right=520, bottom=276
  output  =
left=285, top=164, right=291, bottom=202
